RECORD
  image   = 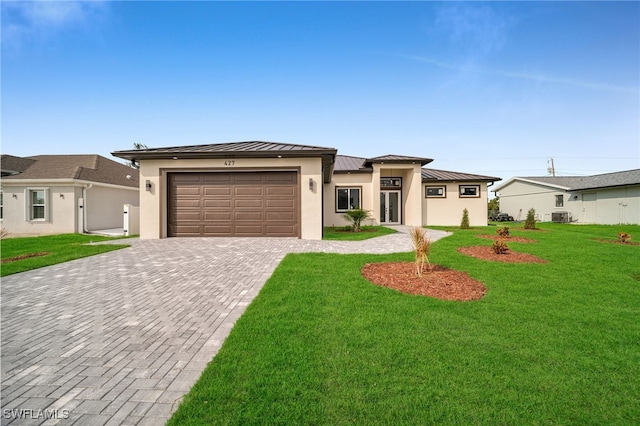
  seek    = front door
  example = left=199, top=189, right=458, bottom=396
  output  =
left=380, top=190, right=401, bottom=224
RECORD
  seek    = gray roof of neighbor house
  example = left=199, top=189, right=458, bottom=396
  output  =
left=0, top=154, right=139, bottom=188
left=496, top=169, right=640, bottom=192
left=334, top=155, right=500, bottom=182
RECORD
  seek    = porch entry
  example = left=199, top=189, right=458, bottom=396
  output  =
left=380, top=190, right=401, bottom=224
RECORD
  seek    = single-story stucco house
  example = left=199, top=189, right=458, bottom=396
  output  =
left=1, top=154, right=139, bottom=235
left=112, top=141, right=500, bottom=240
left=493, top=169, right=640, bottom=225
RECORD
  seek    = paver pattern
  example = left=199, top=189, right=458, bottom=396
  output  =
left=1, top=227, right=449, bottom=425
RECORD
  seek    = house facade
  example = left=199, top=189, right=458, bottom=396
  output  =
left=493, top=169, right=640, bottom=225
left=112, top=141, right=500, bottom=240
left=1, top=155, right=139, bottom=235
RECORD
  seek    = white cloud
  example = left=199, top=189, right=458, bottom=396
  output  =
left=1, top=0, right=109, bottom=47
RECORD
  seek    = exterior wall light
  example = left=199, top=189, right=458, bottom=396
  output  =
left=309, top=178, right=314, bottom=191
left=146, top=180, right=152, bottom=192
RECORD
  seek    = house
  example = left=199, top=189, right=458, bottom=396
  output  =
left=1, top=154, right=139, bottom=235
left=493, top=169, right=640, bottom=225
left=112, top=141, right=500, bottom=240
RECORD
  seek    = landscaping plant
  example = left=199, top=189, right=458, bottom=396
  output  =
left=496, top=226, right=510, bottom=238
left=524, top=208, right=537, bottom=229
left=409, top=227, right=432, bottom=276
left=617, top=232, right=632, bottom=243
left=460, top=208, right=470, bottom=229
left=342, top=208, right=371, bottom=232
left=491, top=239, right=509, bottom=254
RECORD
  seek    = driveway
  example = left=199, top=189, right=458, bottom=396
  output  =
left=1, top=227, right=449, bottom=425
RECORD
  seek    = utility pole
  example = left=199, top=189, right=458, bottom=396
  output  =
left=547, top=157, right=556, bottom=176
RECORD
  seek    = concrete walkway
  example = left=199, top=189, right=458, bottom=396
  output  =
left=1, top=227, right=449, bottom=425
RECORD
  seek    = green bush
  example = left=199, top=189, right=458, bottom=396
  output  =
left=524, top=208, right=536, bottom=229
left=342, top=209, right=371, bottom=232
left=460, top=208, right=470, bottom=229
left=492, top=239, right=509, bottom=254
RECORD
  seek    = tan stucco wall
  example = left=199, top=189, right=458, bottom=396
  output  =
left=323, top=173, right=374, bottom=227
left=86, top=185, right=139, bottom=231
left=422, top=182, right=490, bottom=226
left=323, top=164, right=424, bottom=228
left=138, top=157, right=324, bottom=239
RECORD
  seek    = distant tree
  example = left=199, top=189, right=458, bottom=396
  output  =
left=129, top=143, right=149, bottom=169
left=460, top=208, right=470, bottom=229
left=488, top=196, right=500, bottom=218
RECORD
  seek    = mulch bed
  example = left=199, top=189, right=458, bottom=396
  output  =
left=1, top=252, right=50, bottom=264
left=361, top=262, right=487, bottom=301
left=476, top=234, right=537, bottom=243
left=457, top=246, right=547, bottom=263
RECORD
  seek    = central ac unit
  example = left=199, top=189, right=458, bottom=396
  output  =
left=552, top=212, right=569, bottom=223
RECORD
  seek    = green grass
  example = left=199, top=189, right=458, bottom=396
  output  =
left=1, top=233, right=131, bottom=276
left=169, top=223, right=640, bottom=425
left=323, top=225, right=397, bottom=240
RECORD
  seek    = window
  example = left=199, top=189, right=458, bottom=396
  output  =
left=425, top=186, right=446, bottom=198
left=27, top=189, right=48, bottom=221
left=555, top=195, right=564, bottom=208
left=459, top=185, right=480, bottom=198
left=336, top=187, right=361, bottom=211
left=0, top=191, right=3, bottom=220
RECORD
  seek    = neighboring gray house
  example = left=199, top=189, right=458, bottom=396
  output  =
left=493, top=169, right=640, bottom=225
left=1, top=154, right=139, bottom=235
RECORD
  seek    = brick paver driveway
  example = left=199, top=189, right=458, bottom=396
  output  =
left=1, top=228, right=449, bottom=425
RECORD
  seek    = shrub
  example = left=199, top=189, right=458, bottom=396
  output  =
left=524, top=208, right=537, bottom=229
left=409, top=227, right=432, bottom=276
left=0, top=227, right=9, bottom=239
left=617, top=232, right=632, bottom=244
left=496, top=226, right=510, bottom=238
left=342, top=209, right=371, bottom=232
left=492, top=239, right=509, bottom=254
left=460, top=208, right=470, bottom=229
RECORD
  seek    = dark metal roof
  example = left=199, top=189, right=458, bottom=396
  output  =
left=112, top=141, right=337, bottom=160
left=500, top=169, right=640, bottom=191
left=0, top=155, right=139, bottom=188
left=422, top=168, right=501, bottom=182
left=112, top=141, right=338, bottom=184
left=365, top=154, right=433, bottom=167
left=334, top=155, right=371, bottom=173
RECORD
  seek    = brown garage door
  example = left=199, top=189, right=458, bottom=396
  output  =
left=168, top=171, right=299, bottom=237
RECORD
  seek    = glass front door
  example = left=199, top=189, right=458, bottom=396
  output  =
left=380, top=190, right=401, bottom=224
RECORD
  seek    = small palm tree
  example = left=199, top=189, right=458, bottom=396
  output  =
left=409, top=227, right=432, bottom=276
left=342, top=208, right=371, bottom=232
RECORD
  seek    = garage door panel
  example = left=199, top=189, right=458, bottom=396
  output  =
left=204, top=199, right=232, bottom=208
left=204, top=211, right=232, bottom=221
left=168, top=171, right=299, bottom=237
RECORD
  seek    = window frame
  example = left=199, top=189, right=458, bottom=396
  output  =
left=0, top=191, right=3, bottom=220
left=425, top=185, right=446, bottom=198
left=458, top=185, right=480, bottom=198
left=555, top=194, right=564, bottom=208
left=335, top=186, right=362, bottom=212
left=26, top=188, right=49, bottom=222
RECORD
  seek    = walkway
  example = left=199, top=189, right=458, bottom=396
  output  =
left=1, top=227, right=449, bottom=425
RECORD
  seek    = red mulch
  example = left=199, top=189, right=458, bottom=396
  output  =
left=457, top=246, right=547, bottom=263
left=361, top=262, right=487, bottom=301
left=476, top=234, right=537, bottom=243
left=1, top=252, right=50, bottom=264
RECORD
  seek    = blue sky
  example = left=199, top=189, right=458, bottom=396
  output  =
left=2, top=1, right=639, bottom=184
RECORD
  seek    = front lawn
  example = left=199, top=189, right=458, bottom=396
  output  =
left=1, top=234, right=131, bottom=276
left=323, top=225, right=397, bottom=240
left=169, top=224, right=640, bottom=425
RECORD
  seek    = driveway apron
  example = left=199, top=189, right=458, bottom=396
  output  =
left=1, top=227, right=449, bottom=425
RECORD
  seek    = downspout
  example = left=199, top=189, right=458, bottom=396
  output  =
left=83, top=184, right=92, bottom=233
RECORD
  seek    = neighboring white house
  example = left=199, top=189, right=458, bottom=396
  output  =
left=112, top=141, right=500, bottom=240
left=493, top=169, right=640, bottom=225
left=1, top=154, right=139, bottom=235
